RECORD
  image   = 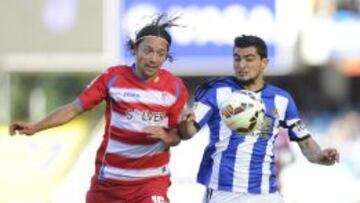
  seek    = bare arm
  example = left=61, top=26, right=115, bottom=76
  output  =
left=9, top=102, right=83, bottom=136
left=297, top=136, right=339, bottom=165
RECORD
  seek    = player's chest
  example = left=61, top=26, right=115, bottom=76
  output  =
left=108, top=79, right=177, bottom=107
left=261, top=97, right=286, bottom=122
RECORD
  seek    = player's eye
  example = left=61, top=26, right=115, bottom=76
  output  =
left=157, top=51, right=166, bottom=58
left=245, top=57, right=255, bottom=62
left=142, top=47, right=153, bottom=54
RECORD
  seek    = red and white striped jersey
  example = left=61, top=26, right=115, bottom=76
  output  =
left=75, top=65, right=189, bottom=184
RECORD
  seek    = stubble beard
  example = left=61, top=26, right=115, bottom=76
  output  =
left=237, top=77, right=255, bottom=86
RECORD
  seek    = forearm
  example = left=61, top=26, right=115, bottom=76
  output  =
left=34, top=103, right=83, bottom=132
left=298, top=136, right=323, bottom=164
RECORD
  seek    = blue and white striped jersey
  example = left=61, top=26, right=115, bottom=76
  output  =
left=193, top=76, right=310, bottom=194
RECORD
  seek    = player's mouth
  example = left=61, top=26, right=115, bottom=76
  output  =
left=238, top=71, right=248, bottom=77
left=145, top=65, right=158, bottom=71
left=145, top=65, right=159, bottom=74
left=145, top=64, right=158, bottom=69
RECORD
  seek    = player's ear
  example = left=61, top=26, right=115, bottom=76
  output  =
left=261, top=58, right=269, bottom=69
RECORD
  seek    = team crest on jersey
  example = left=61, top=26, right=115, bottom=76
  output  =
left=251, top=115, right=273, bottom=137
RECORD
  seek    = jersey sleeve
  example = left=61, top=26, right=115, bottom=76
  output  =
left=74, top=69, right=112, bottom=111
left=168, top=79, right=189, bottom=129
left=192, top=84, right=216, bottom=129
left=284, top=95, right=310, bottom=141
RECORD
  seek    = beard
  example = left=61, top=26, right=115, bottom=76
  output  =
left=237, top=77, right=255, bottom=86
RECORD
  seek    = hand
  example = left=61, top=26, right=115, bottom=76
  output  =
left=9, top=121, right=38, bottom=136
left=184, top=110, right=196, bottom=123
left=144, top=126, right=180, bottom=146
left=178, top=110, right=198, bottom=140
left=318, top=148, right=339, bottom=165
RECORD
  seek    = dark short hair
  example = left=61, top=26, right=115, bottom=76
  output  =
left=234, top=35, right=268, bottom=58
left=127, top=14, right=180, bottom=62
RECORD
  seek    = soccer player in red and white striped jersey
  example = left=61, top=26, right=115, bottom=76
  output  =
left=9, top=14, right=189, bottom=203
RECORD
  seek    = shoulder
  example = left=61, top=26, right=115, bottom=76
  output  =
left=197, top=76, right=237, bottom=90
left=105, top=65, right=130, bottom=75
left=160, top=69, right=180, bottom=79
left=160, top=69, right=186, bottom=86
left=103, top=65, right=131, bottom=82
left=157, top=69, right=188, bottom=99
left=195, top=76, right=237, bottom=96
left=263, top=84, right=294, bottom=99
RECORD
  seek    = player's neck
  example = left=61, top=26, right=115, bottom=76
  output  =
left=133, top=65, right=158, bottom=82
left=242, top=79, right=264, bottom=92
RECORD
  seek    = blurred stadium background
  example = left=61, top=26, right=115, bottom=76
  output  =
left=1, top=0, right=360, bottom=202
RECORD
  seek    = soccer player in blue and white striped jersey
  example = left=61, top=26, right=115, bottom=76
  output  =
left=179, top=35, right=339, bottom=203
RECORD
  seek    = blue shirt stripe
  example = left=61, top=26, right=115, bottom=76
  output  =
left=197, top=117, right=221, bottom=185
left=269, top=154, right=278, bottom=193
left=218, top=134, right=245, bottom=190
left=248, top=137, right=269, bottom=193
